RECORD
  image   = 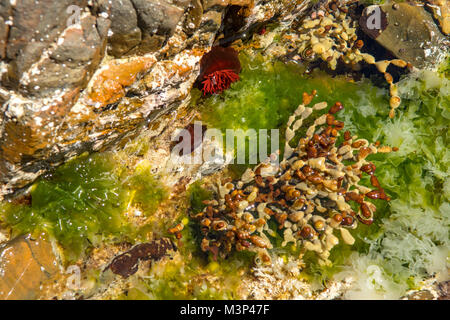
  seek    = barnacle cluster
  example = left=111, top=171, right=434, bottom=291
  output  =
left=281, top=1, right=409, bottom=118
left=192, top=91, right=394, bottom=265
left=286, top=2, right=363, bottom=71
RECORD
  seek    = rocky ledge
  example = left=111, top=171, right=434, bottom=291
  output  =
left=0, top=0, right=448, bottom=200
left=0, top=0, right=308, bottom=200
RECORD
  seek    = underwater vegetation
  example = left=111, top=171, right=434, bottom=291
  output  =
left=334, top=68, right=450, bottom=298
left=0, top=153, right=167, bottom=263
left=0, top=47, right=446, bottom=299
left=192, top=96, right=394, bottom=267
left=189, top=51, right=449, bottom=298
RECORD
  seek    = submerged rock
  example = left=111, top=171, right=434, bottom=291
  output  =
left=107, top=238, right=176, bottom=278
left=359, top=2, right=449, bottom=69
left=0, top=235, right=59, bottom=300
left=426, top=0, right=449, bottom=36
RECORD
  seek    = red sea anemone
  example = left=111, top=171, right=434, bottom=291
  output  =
left=198, top=46, right=241, bottom=95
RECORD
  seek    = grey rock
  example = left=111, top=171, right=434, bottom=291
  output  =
left=23, top=14, right=109, bottom=96
left=360, top=3, right=449, bottom=69
left=131, top=0, right=184, bottom=37
left=97, top=0, right=142, bottom=57
left=4, top=0, right=87, bottom=87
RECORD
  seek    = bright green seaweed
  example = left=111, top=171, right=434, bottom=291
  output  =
left=191, top=51, right=449, bottom=296
left=0, top=152, right=167, bottom=263
left=0, top=48, right=447, bottom=299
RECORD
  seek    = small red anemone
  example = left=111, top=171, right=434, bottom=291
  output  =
left=198, top=46, right=241, bottom=95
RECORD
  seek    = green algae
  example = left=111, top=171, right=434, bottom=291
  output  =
left=0, top=46, right=446, bottom=299
left=192, top=52, right=389, bottom=166
left=0, top=152, right=167, bottom=263
left=193, top=51, right=391, bottom=248
left=188, top=180, right=213, bottom=214
left=124, top=162, right=167, bottom=214
left=126, top=182, right=252, bottom=300
left=190, top=50, right=449, bottom=296
left=305, top=66, right=449, bottom=295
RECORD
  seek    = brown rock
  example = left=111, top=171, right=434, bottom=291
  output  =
left=0, top=16, right=7, bottom=59
left=107, top=238, right=176, bottom=278
left=3, top=0, right=87, bottom=88
left=182, top=0, right=204, bottom=35
left=202, top=0, right=253, bottom=11
left=126, top=33, right=166, bottom=56
left=0, top=235, right=59, bottom=300
left=0, top=0, right=301, bottom=201
left=88, top=57, right=156, bottom=107
left=22, top=14, right=109, bottom=96
left=97, top=0, right=142, bottom=57
left=438, top=280, right=450, bottom=300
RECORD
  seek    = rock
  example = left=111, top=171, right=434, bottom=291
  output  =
left=359, top=2, right=448, bottom=69
left=127, top=33, right=166, bottom=56
left=97, top=0, right=142, bottom=57
left=88, top=57, right=157, bottom=107
left=427, top=0, right=450, bottom=35
left=0, top=16, right=7, bottom=59
left=0, top=0, right=13, bottom=60
left=23, top=15, right=110, bottom=96
left=0, top=235, right=59, bottom=300
left=131, top=0, right=185, bottom=37
left=107, top=238, right=176, bottom=278
left=203, top=0, right=254, bottom=11
left=406, top=289, right=436, bottom=300
left=182, top=0, right=204, bottom=35
left=438, top=280, right=450, bottom=300
left=0, top=0, right=304, bottom=200
left=3, top=0, right=87, bottom=88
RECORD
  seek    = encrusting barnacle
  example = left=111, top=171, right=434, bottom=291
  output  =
left=192, top=91, right=394, bottom=265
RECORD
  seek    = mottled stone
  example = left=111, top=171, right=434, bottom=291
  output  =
left=97, top=0, right=142, bottom=57
left=438, top=280, right=450, bottom=300
left=132, top=0, right=185, bottom=37
left=203, top=0, right=253, bottom=11
left=127, top=33, right=166, bottom=56
left=360, top=3, right=448, bottom=69
left=3, top=0, right=87, bottom=88
left=0, top=16, right=7, bottom=59
left=427, top=0, right=450, bottom=35
left=23, top=15, right=109, bottom=96
left=0, top=235, right=59, bottom=300
left=182, top=0, right=204, bottom=35
left=88, top=57, right=156, bottom=107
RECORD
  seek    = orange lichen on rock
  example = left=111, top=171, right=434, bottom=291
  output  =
left=88, top=57, right=156, bottom=107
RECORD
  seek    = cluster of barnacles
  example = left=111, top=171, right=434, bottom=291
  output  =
left=191, top=91, right=394, bottom=265
left=280, top=1, right=410, bottom=118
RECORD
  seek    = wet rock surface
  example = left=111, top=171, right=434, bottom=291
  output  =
left=0, top=0, right=305, bottom=200
left=359, top=2, right=449, bottom=69
left=437, top=280, right=450, bottom=300
left=0, top=1, right=447, bottom=301
left=0, top=235, right=59, bottom=300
